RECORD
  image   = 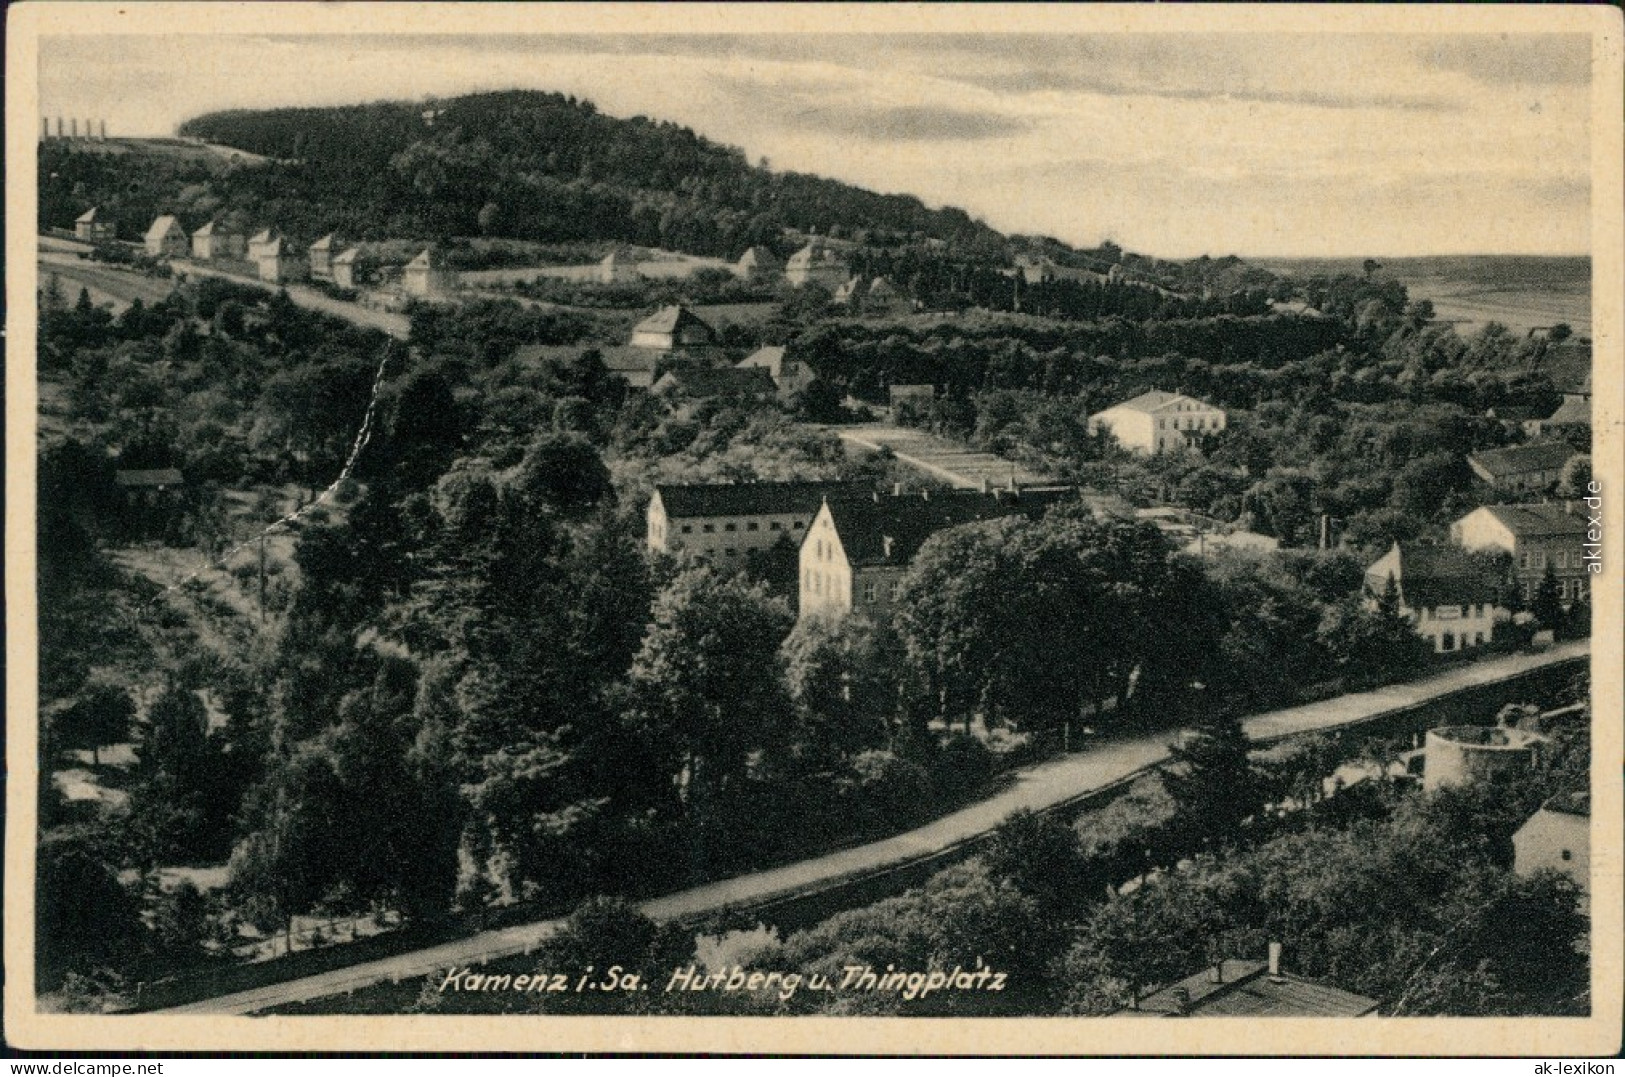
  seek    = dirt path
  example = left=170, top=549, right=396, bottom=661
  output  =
left=154, top=640, right=1587, bottom=1015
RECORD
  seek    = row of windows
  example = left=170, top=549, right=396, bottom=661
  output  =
left=682, top=519, right=802, bottom=536
left=1438, top=631, right=1487, bottom=652
left=1521, top=548, right=1585, bottom=570
left=1520, top=579, right=1589, bottom=601
left=1158, top=416, right=1218, bottom=432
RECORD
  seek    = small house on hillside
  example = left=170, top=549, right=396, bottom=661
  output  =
left=738, top=345, right=815, bottom=396
left=404, top=249, right=457, bottom=298
left=308, top=234, right=341, bottom=282
left=246, top=228, right=280, bottom=262
left=1364, top=542, right=1502, bottom=654
left=735, top=246, right=783, bottom=282
left=1110, top=949, right=1378, bottom=1018
left=252, top=237, right=305, bottom=284
left=144, top=215, right=188, bottom=258
left=785, top=239, right=849, bottom=290
left=630, top=305, right=717, bottom=352
left=332, top=246, right=362, bottom=290
left=75, top=207, right=116, bottom=243
left=191, top=220, right=246, bottom=262
left=598, top=248, right=642, bottom=284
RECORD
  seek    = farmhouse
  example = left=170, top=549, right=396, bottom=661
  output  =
left=1088, top=390, right=1226, bottom=455
left=737, top=346, right=815, bottom=396
left=798, top=485, right=1076, bottom=621
left=647, top=481, right=871, bottom=559
left=1450, top=503, right=1591, bottom=606
left=1466, top=441, right=1576, bottom=494
left=1364, top=542, right=1502, bottom=654
left=630, top=305, right=717, bottom=352
left=191, top=219, right=246, bottom=261
left=785, top=239, right=849, bottom=290
left=143, top=215, right=189, bottom=258
left=74, top=207, right=116, bottom=243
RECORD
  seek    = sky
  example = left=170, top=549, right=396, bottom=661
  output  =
left=37, top=30, right=1594, bottom=259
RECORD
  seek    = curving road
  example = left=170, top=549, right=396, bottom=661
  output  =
left=156, top=640, right=1587, bottom=1015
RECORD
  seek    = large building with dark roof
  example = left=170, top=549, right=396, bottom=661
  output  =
left=647, top=480, right=872, bottom=561
left=1364, top=541, right=1503, bottom=653
left=799, top=485, right=1078, bottom=620
left=1451, top=503, right=1593, bottom=606
left=1466, top=441, right=1577, bottom=493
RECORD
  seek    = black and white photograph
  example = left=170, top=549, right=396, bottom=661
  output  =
left=7, top=2, right=1620, bottom=1056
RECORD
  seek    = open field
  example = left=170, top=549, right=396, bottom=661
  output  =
left=1259, top=255, right=1591, bottom=338
left=40, top=252, right=177, bottom=313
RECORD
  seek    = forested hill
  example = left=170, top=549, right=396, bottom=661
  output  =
left=174, top=90, right=1008, bottom=258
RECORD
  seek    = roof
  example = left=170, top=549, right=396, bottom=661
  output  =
left=1544, top=397, right=1591, bottom=426
left=309, top=233, right=337, bottom=252
left=145, top=215, right=184, bottom=240
left=824, top=487, right=1078, bottom=568
left=76, top=207, right=102, bottom=223
left=512, top=343, right=658, bottom=384
left=654, top=366, right=778, bottom=398
left=655, top=480, right=873, bottom=520
left=255, top=237, right=286, bottom=257
left=406, top=249, right=436, bottom=269
left=833, top=278, right=861, bottom=302
left=786, top=241, right=845, bottom=270
left=1113, top=960, right=1378, bottom=1018
left=1105, top=390, right=1219, bottom=415
left=1539, top=789, right=1590, bottom=818
left=248, top=228, right=276, bottom=244
left=1472, top=503, right=1589, bottom=539
left=1468, top=441, right=1577, bottom=478
left=739, top=345, right=787, bottom=371
left=868, top=276, right=899, bottom=298
left=632, top=304, right=714, bottom=340
left=192, top=220, right=237, bottom=237
left=115, top=468, right=185, bottom=488
left=333, top=246, right=362, bottom=265
left=736, top=246, right=781, bottom=270
left=1367, top=542, right=1501, bottom=610
left=1537, top=340, right=1592, bottom=397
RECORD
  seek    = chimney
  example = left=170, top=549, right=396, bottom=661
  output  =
left=70, top=118, right=78, bottom=138
left=1267, top=941, right=1283, bottom=981
left=56, top=116, right=64, bottom=137
left=99, top=119, right=107, bottom=140
left=41, top=116, right=49, bottom=139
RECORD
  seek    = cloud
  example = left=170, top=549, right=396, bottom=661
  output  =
left=711, top=74, right=1031, bottom=142
left=1417, top=35, right=1591, bottom=86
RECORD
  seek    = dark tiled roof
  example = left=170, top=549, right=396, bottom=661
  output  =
left=1469, top=441, right=1576, bottom=478
left=1537, top=340, right=1592, bottom=397
left=1544, top=397, right=1591, bottom=426
left=512, top=344, right=658, bottom=382
left=116, top=468, right=185, bottom=487
left=827, top=486, right=1079, bottom=567
left=1479, top=503, right=1589, bottom=538
left=1543, top=789, right=1590, bottom=818
left=655, top=480, right=872, bottom=520
left=654, top=366, right=777, bottom=398
left=1368, top=543, right=1501, bottom=610
left=633, top=304, right=714, bottom=339
left=1115, top=960, right=1379, bottom=1018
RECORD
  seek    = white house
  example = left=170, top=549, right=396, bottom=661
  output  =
left=74, top=207, right=116, bottom=243
left=404, top=249, right=457, bottom=297
left=1364, top=542, right=1502, bottom=653
left=784, top=239, right=849, bottom=289
left=143, top=215, right=189, bottom=258
left=1088, top=390, right=1226, bottom=455
left=191, top=220, right=245, bottom=261
left=1513, top=792, right=1589, bottom=905
left=647, top=481, right=870, bottom=561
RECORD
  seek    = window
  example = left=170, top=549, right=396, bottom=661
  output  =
left=681, top=525, right=693, bottom=534
left=770, top=522, right=782, bottom=531
left=1556, top=551, right=1567, bottom=569
left=747, top=522, right=759, bottom=532
left=1561, top=849, right=1573, bottom=861
left=890, top=582, right=903, bottom=601
left=793, top=521, right=804, bottom=530
left=1441, top=632, right=1455, bottom=651
left=1532, top=551, right=1546, bottom=569
left=725, top=548, right=736, bottom=557
left=863, top=581, right=877, bottom=602
left=1519, top=551, right=1531, bottom=569
left=724, top=523, right=737, bottom=532
left=703, top=524, right=715, bottom=534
